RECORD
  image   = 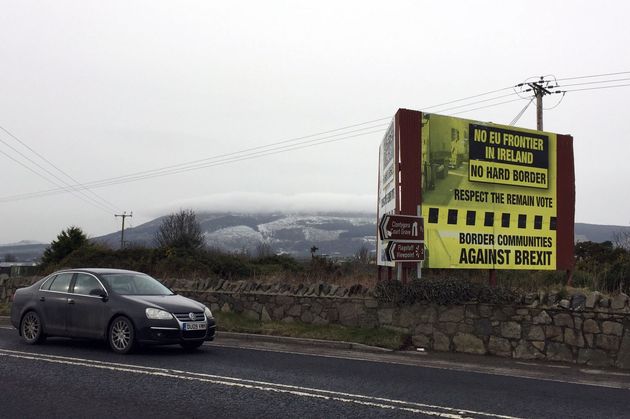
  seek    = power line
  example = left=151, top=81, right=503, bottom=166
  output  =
left=0, top=85, right=532, bottom=204
left=543, top=92, right=566, bottom=110
left=562, top=83, right=630, bottom=92
left=0, top=140, right=115, bottom=214
left=0, top=82, right=560, bottom=204
left=450, top=98, right=525, bottom=116
left=421, top=86, right=514, bottom=111
left=555, top=77, right=630, bottom=88
left=0, top=127, right=389, bottom=203
left=555, top=71, right=630, bottom=82
left=427, top=91, right=521, bottom=114
left=0, top=125, right=120, bottom=212
left=510, top=97, right=535, bottom=125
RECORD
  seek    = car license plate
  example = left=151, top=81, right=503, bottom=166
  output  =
left=183, top=322, right=207, bottom=331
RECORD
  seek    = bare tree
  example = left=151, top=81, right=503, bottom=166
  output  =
left=613, top=230, right=630, bottom=250
left=256, top=242, right=274, bottom=258
left=354, top=245, right=370, bottom=264
left=154, top=209, right=204, bottom=250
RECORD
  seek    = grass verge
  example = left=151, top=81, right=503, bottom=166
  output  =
left=214, top=311, right=408, bottom=350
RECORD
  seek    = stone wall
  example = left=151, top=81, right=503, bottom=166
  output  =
left=169, top=279, right=630, bottom=369
left=2, top=277, right=629, bottom=369
left=0, top=276, right=38, bottom=305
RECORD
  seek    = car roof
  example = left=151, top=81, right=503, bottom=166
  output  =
left=53, top=268, right=144, bottom=275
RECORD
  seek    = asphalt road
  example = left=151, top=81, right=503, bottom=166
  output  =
left=0, top=325, right=629, bottom=419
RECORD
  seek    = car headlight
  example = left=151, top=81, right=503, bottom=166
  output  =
left=145, top=308, right=173, bottom=320
left=204, top=306, right=213, bottom=319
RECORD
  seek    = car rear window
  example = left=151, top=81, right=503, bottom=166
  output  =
left=47, top=273, right=74, bottom=293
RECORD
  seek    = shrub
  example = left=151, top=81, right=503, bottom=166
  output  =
left=374, top=278, right=517, bottom=305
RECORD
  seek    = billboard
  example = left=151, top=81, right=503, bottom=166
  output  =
left=376, top=119, right=397, bottom=267
left=377, top=108, right=574, bottom=271
left=421, top=114, right=557, bottom=269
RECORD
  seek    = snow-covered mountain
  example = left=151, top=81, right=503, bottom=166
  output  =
left=95, top=212, right=377, bottom=257
left=2, top=213, right=629, bottom=262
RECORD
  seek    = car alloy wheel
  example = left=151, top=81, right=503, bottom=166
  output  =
left=109, top=316, right=135, bottom=354
left=21, top=311, right=45, bottom=344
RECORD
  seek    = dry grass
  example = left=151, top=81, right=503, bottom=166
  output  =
left=215, top=311, right=407, bottom=350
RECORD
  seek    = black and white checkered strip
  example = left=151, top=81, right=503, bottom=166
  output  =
left=427, top=208, right=556, bottom=230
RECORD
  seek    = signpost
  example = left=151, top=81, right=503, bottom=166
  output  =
left=379, top=214, right=424, bottom=241
left=385, top=241, right=424, bottom=262
left=379, top=213, right=425, bottom=268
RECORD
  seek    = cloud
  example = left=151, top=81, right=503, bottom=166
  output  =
left=148, top=192, right=377, bottom=216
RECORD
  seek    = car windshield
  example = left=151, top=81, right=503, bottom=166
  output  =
left=100, top=273, right=173, bottom=296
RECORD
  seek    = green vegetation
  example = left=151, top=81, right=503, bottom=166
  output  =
left=0, top=303, right=10, bottom=316
left=374, top=277, right=517, bottom=306
left=37, top=216, right=630, bottom=296
left=40, top=226, right=89, bottom=268
left=215, top=312, right=408, bottom=350
left=40, top=239, right=630, bottom=296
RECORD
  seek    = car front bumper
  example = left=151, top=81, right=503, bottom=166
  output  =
left=136, top=317, right=216, bottom=345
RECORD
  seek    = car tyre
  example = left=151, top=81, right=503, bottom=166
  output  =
left=21, top=311, right=45, bottom=345
left=180, top=340, right=204, bottom=351
left=109, top=316, right=135, bottom=354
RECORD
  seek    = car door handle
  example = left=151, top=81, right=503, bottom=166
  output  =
left=39, top=296, right=45, bottom=302
left=68, top=299, right=75, bottom=305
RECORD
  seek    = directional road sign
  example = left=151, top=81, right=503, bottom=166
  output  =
left=379, top=214, right=424, bottom=241
left=386, top=241, right=425, bottom=262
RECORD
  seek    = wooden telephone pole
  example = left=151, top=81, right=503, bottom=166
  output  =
left=114, top=211, right=133, bottom=249
left=528, top=77, right=553, bottom=130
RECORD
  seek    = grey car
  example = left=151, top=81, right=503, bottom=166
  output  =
left=10, top=268, right=216, bottom=354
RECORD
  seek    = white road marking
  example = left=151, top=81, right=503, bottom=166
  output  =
left=0, top=348, right=520, bottom=419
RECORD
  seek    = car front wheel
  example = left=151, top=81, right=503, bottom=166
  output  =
left=109, top=316, right=135, bottom=354
left=21, top=311, right=45, bottom=344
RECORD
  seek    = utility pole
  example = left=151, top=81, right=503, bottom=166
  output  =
left=527, top=76, right=553, bottom=131
left=114, top=211, right=133, bottom=249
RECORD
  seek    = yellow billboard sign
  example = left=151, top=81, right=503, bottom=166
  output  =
left=421, top=114, right=557, bottom=270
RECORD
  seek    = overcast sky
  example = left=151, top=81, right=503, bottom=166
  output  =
left=1, top=0, right=629, bottom=244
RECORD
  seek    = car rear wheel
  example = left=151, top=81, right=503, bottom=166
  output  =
left=180, top=340, right=204, bottom=351
left=21, top=311, right=45, bottom=344
left=109, top=316, right=135, bottom=354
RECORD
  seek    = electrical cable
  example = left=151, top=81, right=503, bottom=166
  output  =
left=555, top=71, right=630, bottom=82
left=449, top=98, right=524, bottom=116
left=543, top=92, right=566, bottom=110
left=0, top=132, right=118, bottom=213
left=425, top=92, right=520, bottom=114
left=0, top=126, right=120, bottom=212
left=0, top=83, right=550, bottom=204
left=420, top=86, right=514, bottom=111
left=510, top=98, right=535, bottom=125
left=0, top=127, right=388, bottom=203
left=557, top=77, right=630, bottom=88
left=0, top=147, right=114, bottom=213
left=562, top=83, right=630, bottom=92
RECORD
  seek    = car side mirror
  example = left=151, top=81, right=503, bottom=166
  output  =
left=89, top=288, right=108, bottom=301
